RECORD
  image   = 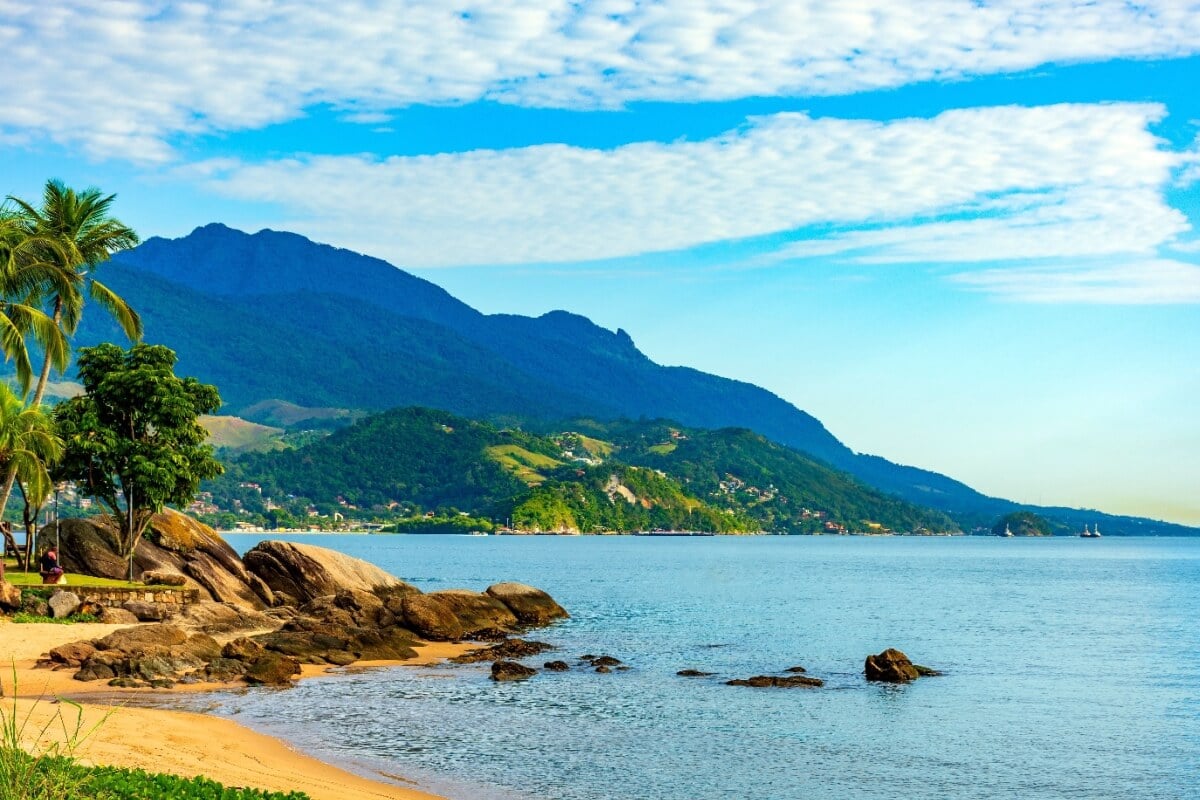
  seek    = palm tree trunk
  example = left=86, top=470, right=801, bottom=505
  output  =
left=30, top=297, right=63, bottom=409
left=0, top=299, right=64, bottom=523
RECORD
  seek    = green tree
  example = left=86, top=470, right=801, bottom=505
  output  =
left=0, top=212, right=71, bottom=394
left=54, top=344, right=223, bottom=573
left=0, top=383, right=62, bottom=567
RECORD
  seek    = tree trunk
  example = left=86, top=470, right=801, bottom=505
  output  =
left=30, top=297, right=64, bottom=409
left=0, top=299, right=64, bottom=525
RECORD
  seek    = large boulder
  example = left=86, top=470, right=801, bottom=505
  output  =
left=48, top=510, right=273, bottom=609
left=491, top=661, right=537, bottom=682
left=427, top=589, right=518, bottom=634
left=48, top=591, right=82, bottom=619
left=94, top=624, right=188, bottom=652
left=485, top=582, right=569, bottom=625
left=398, top=594, right=464, bottom=641
left=243, top=541, right=417, bottom=605
left=726, top=674, right=824, bottom=688
left=864, top=648, right=940, bottom=683
left=243, top=652, right=301, bottom=686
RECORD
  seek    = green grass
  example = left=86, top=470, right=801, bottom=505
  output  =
left=11, top=614, right=99, bottom=625
left=647, top=442, right=677, bottom=455
left=575, top=435, right=613, bottom=458
left=2, top=559, right=173, bottom=589
left=485, top=444, right=565, bottom=486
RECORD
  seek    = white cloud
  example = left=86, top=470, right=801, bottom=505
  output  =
left=197, top=103, right=1187, bottom=276
left=2, top=1, right=1200, bottom=160
left=952, top=260, right=1200, bottom=303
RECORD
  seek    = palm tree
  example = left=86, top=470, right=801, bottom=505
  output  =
left=0, top=383, right=62, bottom=569
left=0, top=212, right=70, bottom=394
left=8, top=179, right=142, bottom=407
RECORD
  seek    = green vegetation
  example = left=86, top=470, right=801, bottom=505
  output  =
left=205, top=407, right=958, bottom=534
left=485, top=444, right=564, bottom=485
left=992, top=511, right=1063, bottom=537
left=384, top=515, right=495, bottom=534
left=200, top=415, right=286, bottom=454
left=54, top=344, right=223, bottom=567
left=11, top=613, right=99, bottom=624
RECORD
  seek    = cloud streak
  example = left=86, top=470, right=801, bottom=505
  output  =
left=196, top=102, right=1189, bottom=281
left=3, top=1, right=1200, bottom=160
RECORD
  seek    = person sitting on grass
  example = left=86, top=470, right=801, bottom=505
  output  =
left=39, top=546, right=65, bottom=584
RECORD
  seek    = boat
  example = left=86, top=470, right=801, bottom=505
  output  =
left=1080, top=524, right=1102, bottom=538
left=1000, top=523, right=1014, bottom=537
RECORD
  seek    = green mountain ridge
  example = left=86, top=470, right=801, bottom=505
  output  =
left=205, top=407, right=959, bottom=534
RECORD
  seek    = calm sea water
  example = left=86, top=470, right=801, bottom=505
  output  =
left=201, top=534, right=1197, bottom=800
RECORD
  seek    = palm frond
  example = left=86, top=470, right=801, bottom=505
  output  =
left=89, top=279, right=143, bottom=341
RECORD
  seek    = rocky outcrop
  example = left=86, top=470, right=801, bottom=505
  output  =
left=726, top=674, right=824, bottom=688
left=864, top=648, right=940, bottom=683
left=491, top=661, right=537, bottom=681
left=677, top=669, right=715, bottom=677
left=544, top=660, right=569, bottom=671
left=485, top=582, right=569, bottom=625
left=243, top=541, right=416, bottom=605
left=49, top=510, right=273, bottom=609
left=427, top=589, right=518, bottom=634
left=397, top=594, right=464, bottom=641
left=176, top=601, right=275, bottom=634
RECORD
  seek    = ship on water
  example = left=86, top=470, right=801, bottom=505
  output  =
left=1080, top=524, right=1102, bottom=538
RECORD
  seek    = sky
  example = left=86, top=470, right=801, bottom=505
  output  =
left=1, top=1, right=1198, bottom=525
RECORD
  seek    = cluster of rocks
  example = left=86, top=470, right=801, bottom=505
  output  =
left=30, top=514, right=569, bottom=690
left=677, top=649, right=940, bottom=689
left=487, top=651, right=629, bottom=682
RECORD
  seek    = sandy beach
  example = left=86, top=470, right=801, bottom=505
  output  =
left=2, top=620, right=474, bottom=800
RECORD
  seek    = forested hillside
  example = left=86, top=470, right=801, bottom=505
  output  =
left=205, top=407, right=959, bottom=534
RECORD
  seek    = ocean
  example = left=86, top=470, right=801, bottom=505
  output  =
left=200, top=534, right=1197, bottom=800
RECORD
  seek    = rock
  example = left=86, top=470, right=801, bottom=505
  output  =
left=48, top=510, right=273, bottom=609
left=464, top=627, right=511, bottom=642
left=148, top=678, right=175, bottom=689
left=97, top=607, right=139, bottom=625
left=544, top=660, right=570, bottom=671
left=48, top=642, right=97, bottom=667
left=427, top=589, right=518, bottom=635
left=76, top=601, right=105, bottom=618
left=243, top=652, right=301, bottom=686
left=726, top=675, right=824, bottom=688
left=784, top=666, right=807, bottom=673
left=399, top=594, right=464, bottom=641
left=298, top=589, right=388, bottom=629
left=864, top=648, right=927, bottom=683
left=179, top=633, right=222, bottom=663
left=243, top=541, right=416, bottom=605
left=95, top=624, right=188, bottom=652
left=74, top=663, right=115, bottom=682
left=583, top=655, right=622, bottom=667
left=914, top=664, right=942, bottom=677
left=490, top=661, right=536, bottom=682
left=142, top=570, right=187, bottom=586
left=484, top=582, right=569, bottom=625
left=107, top=677, right=146, bottom=688
left=595, top=665, right=612, bottom=674
left=122, top=601, right=176, bottom=622
left=20, top=594, right=50, bottom=617
left=205, top=658, right=247, bottom=682
left=677, top=669, right=715, bottom=677
left=452, top=639, right=554, bottom=664
left=178, top=602, right=274, bottom=634
left=48, top=591, right=81, bottom=619
left=0, top=580, right=21, bottom=611
left=222, top=637, right=266, bottom=662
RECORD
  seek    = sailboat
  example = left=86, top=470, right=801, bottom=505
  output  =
left=1001, top=523, right=1014, bottom=537
left=1080, top=523, right=1101, bottom=538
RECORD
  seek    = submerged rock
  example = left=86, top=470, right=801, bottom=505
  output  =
left=544, top=660, right=570, bottom=671
left=726, top=674, right=824, bottom=688
left=676, top=669, right=715, bottom=677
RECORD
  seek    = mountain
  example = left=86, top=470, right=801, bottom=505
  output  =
left=46, top=222, right=1193, bottom=536
left=206, top=407, right=959, bottom=534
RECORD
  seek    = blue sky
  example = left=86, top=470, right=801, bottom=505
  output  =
left=2, top=2, right=1199, bottom=524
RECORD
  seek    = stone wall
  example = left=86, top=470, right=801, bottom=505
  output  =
left=73, top=587, right=199, bottom=607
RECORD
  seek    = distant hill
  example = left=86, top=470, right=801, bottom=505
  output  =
left=200, top=415, right=285, bottom=454
left=205, top=407, right=959, bottom=534
left=37, top=222, right=1194, bottom=537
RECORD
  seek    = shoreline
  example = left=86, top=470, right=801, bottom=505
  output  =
left=2, top=620, right=475, bottom=800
